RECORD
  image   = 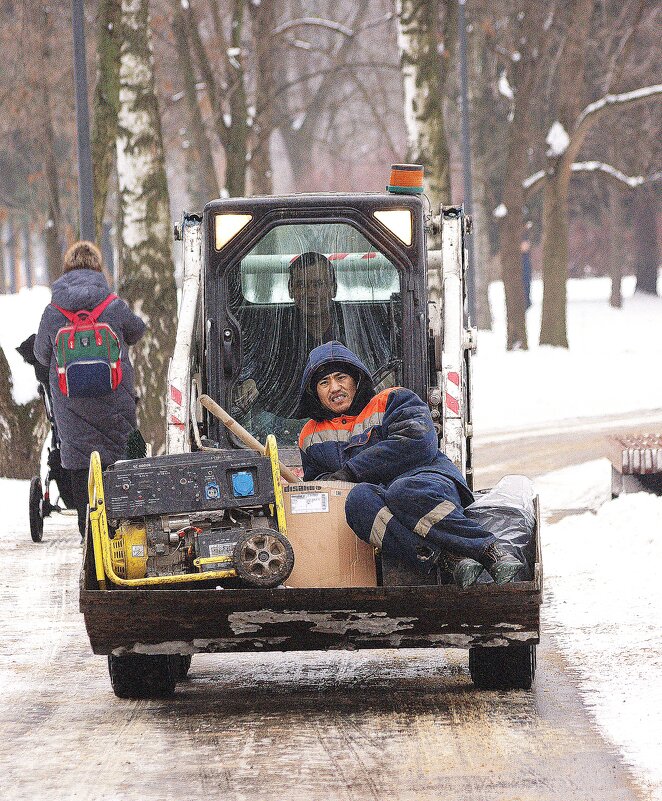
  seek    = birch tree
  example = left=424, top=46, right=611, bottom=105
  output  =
left=396, top=0, right=453, bottom=209
left=116, top=0, right=178, bottom=454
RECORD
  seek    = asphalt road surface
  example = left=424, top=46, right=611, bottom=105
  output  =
left=1, top=415, right=654, bottom=801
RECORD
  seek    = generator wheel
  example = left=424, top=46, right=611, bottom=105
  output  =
left=469, top=644, right=536, bottom=690
left=29, top=476, right=44, bottom=543
left=233, top=528, right=294, bottom=588
left=107, top=654, right=178, bottom=698
left=174, top=655, right=192, bottom=682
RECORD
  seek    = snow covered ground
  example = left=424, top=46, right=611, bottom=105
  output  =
left=1, top=276, right=662, bottom=798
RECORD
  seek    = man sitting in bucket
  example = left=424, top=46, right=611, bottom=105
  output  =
left=295, top=341, right=523, bottom=588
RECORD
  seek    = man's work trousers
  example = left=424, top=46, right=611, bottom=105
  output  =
left=345, top=472, right=495, bottom=568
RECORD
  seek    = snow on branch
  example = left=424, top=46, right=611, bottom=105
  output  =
left=575, top=84, right=662, bottom=130
left=523, top=164, right=661, bottom=193
left=546, top=121, right=570, bottom=157
left=272, top=18, right=354, bottom=38
left=571, top=162, right=662, bottom=188
left=523, top=170, right=546, bottom=191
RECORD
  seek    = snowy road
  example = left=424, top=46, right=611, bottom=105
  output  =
left=0, top=440, right=649, bottom=801
left=473, top=408, right=662, bottom=490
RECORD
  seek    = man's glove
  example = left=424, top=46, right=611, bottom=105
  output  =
left=324, top=467, right=355, bottom=483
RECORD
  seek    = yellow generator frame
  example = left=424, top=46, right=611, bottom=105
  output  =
left=87, top=436, right=287, bottom=590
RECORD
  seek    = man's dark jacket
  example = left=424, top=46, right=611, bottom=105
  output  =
left=296, top=342, right=473, bottom=505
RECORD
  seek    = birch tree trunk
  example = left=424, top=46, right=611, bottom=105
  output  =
left=116, top=0, right=178, bottom=455
left=396, top=0, right=452, bottom=209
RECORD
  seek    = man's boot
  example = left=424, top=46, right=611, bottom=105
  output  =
left=480, top=542, right=523, bottom=584
left=440, top=551, right=484, bottom=589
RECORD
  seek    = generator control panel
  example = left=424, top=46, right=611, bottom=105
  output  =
left=103, top=451, right=275, bottom=519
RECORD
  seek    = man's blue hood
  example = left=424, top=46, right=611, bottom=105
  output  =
left=295, top=341, right=375, bottom=421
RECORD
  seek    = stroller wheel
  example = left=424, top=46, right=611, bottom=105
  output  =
left=29, top=477, right=44, bottom=543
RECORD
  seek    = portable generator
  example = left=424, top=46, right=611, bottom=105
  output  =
left=87, top=436, right=294, bottom=589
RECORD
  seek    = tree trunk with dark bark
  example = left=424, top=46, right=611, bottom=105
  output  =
left=248, top=1, right=275, bottom=196
left=172, top=5, right=220, bottom=208
left=608, top=186, right=623, bottom=308
left=0, top=216, right=7, bottom=295
left=39, top=8, right=64, bottom=283
left=499, top=4, right=545, bottom=349
left=540, top=166, right=572, bottom=347
left=633, top=184, right=659, bottom=295
left=224, top=0, right=249, bottom=197
left=0, top=346, right=47, bottom=479
left=92, top=0, right=122, bottom=245
left=539, top=0, right=593, bottom=347
left=467, top=16, right=492, bottom=331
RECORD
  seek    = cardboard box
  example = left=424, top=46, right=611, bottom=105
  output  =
left=282, top=481, right=377, bottom=588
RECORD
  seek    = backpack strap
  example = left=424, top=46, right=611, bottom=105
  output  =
left=51, top=294, right=118, bottom=349
left=51, top=293, right=117, bottom=323
left=87, top=293, right=118, bottom=322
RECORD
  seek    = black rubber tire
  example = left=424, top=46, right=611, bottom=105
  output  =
left=233, top=528, right=294, bottom=588
left=174, top=654, right=192, bottom=682
left=29, top=476, right=44, bottom=543
left=107, top=654, right=178, bottom=698
left=469, top=644, right=536, bottom=690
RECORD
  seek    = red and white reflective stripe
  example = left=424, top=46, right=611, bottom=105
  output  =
left=445, top=371, right=460, bottom=415
left=170, top=415, right=186, bottom=431
left=170, top=384, right=183, bottom=406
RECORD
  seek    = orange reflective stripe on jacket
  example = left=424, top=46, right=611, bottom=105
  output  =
left=299, top=387, right=400, bottom=451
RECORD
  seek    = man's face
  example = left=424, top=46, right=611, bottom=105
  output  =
left=289, top=261, right=335, bottom=319
left=316, top=370, right=357, bottom=415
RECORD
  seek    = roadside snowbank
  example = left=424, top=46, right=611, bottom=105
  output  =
left=538, top=462, right=662, bottom=801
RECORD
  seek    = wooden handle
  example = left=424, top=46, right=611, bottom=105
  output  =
left=199, top=395, right=300, bottom=484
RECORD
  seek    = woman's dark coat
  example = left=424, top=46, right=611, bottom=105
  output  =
left=34, top=269, right=145, bottom=469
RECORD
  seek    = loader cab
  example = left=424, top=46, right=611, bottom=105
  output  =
left=201, top=193, right=429, bottom=449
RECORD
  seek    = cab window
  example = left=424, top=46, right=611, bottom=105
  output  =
left=227, top=222, right=403, bottom=446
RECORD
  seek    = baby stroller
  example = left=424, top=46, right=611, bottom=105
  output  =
left=17, top=334, right=76, bottom=542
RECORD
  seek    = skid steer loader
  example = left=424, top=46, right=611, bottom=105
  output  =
left=80, top=167, right=542, bottom=698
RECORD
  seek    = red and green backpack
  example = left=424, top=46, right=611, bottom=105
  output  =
left=51, top=294, right=123, bottom=397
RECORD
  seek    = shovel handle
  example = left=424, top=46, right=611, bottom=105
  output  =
left=199, top=395, right=300, bottom=484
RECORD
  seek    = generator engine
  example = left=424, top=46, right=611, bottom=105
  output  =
left=101, top=451, right=294, bottom=588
